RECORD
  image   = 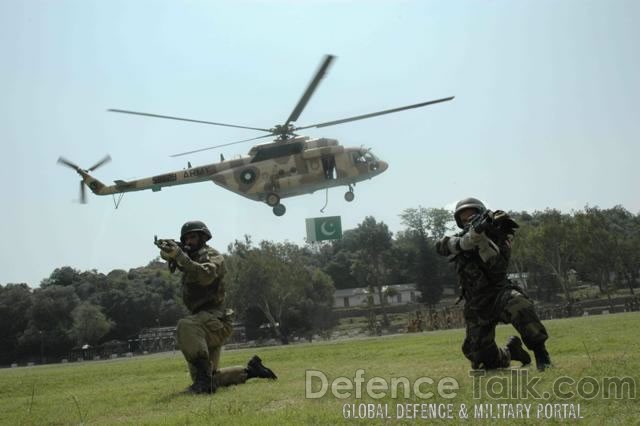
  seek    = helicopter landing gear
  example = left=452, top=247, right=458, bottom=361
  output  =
left=266, top=192, right=280, bottom=207
left=344, top=185, right=355, bottom=202
left=266, top=193, right=285, bottom=215
left=272, top=204, right=286, bottom=216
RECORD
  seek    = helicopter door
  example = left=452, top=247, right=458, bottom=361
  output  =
left=321, top=154, right=336, bottom=180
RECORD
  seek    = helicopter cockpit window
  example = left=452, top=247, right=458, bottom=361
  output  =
left=364, top=152, right=378, bottom=162
left=352, top=152, right=367, bottom=164
left=352, top=151, right=377, bottom=164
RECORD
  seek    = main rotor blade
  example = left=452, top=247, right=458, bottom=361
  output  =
left=170, top=133, right=277, bottom=158
left=283, top=55, right=335, bottom=128
left=88, top=155, right=112, bottom=172
left=108, top=109, right=271, bottom=132
left=296, top=96, right=455, bottom=130
left=57, top=157, right=80, bottom=170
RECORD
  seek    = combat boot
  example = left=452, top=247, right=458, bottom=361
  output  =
left=533, top=345, right=552, bottom=371
left=506, top=336, right=531, bottom=366
left=245, top=355, right=277, bottom=380
left=185, top=358, right=216, bottom=394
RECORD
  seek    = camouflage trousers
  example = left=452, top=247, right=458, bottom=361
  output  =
left=462, top=290, right=548, bottom=369
left=176, top=309, right=248, bottom=387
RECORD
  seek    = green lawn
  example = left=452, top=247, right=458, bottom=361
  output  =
left=1, top=313, right=639, bottom=425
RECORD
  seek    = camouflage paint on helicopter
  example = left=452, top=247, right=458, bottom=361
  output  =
left=60, top=137, right=387, bottom=216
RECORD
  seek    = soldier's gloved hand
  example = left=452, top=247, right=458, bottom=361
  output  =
left=159, top=241, right=181, bottom=260
left=435, top=237, right=451, bottom=256
left=160, top=250, right=173, bottom=261
left=459, top=227, right=484, bottom=251
left=477, top=238, right=500, bottom=262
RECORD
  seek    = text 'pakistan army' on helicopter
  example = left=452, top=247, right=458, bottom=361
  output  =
left=58, top=55, right=454, bottom=216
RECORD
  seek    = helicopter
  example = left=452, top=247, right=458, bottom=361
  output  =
left=58, top=55, right=453, bottom=216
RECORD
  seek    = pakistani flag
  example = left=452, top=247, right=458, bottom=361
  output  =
left=306, top=216, right=342, bottom=242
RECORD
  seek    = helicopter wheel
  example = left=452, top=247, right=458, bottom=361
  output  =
left=266, top=192, right=280, bottom=207
left=344, top=191, right=355, bottom=202
left=272, top=204, right=286, bottom=216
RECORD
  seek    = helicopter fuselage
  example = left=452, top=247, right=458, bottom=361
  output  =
left=81, top=137, right=387, bottom=209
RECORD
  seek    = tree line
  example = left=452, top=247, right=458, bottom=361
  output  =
left=1, top=205, right=638, bottom=364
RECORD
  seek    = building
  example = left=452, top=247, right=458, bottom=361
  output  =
left=333, top=284, right=420, bottom=309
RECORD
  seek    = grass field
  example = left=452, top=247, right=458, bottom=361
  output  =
left=1, top=313, right=639, bottom=425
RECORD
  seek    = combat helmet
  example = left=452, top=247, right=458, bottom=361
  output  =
left=454, top=197, right=486, bottom=228
left=180, top=220, right=212, bottom=243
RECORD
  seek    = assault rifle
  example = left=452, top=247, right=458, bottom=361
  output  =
left=153, top=235, right=190, bottom=251
left=465, top=210, right=519, bottom=237
left=469, top=210, right=494, bottom=233
left=154, top=236, right=191, bottom=273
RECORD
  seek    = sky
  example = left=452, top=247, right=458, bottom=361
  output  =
left=1, top=0, right=639, bottom=287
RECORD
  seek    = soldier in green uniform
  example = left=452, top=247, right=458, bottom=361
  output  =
left=435, top=198, right=552, bottom=371
left=158, top=220, right=277, bottom=394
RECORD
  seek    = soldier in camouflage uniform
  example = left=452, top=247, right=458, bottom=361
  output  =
left=435, top=198, right=552, bottom=371
left=159, top=220, right=277, bottom=394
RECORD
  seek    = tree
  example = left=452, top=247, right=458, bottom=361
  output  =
left=527, top=210, right=578, bottom=301
left=384, top=241, right=416, bottom=286
left=226, top=239, right=336, bottom=344
left=0, top=284, right=32, bottom=364
left=574, top=206, right=638, bottom=305
left=319, top=217, right=421, bottom=292
left=19, top=285, right=80, bottom=360
left=323, top=250, right=357, bottom=289
left=400, top=206, right=454, bottom=240
left=70, top=302, right=113, bottom=345
left=95, top=281, right=163, bottom=340
left=620, top=218, right=640, bottom=294
left=41, top=266, right=81, bottom=287
left=92, top=261, right=182, bottom=340
left=509, top=213, right=559, bottom=300
left=73, top=270, right=110, bottom=301
left=399, top=207, right=456, bottom=306
left=349, top=217, right=394, bottom=325
left=282, top=268, right=337, bottom=341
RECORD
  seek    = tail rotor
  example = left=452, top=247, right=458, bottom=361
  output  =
left=79, top=180, right=87, bottom=204
left=57, top=155, right=111, bottom=203
left=88, top=155, right=112, bottom=172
